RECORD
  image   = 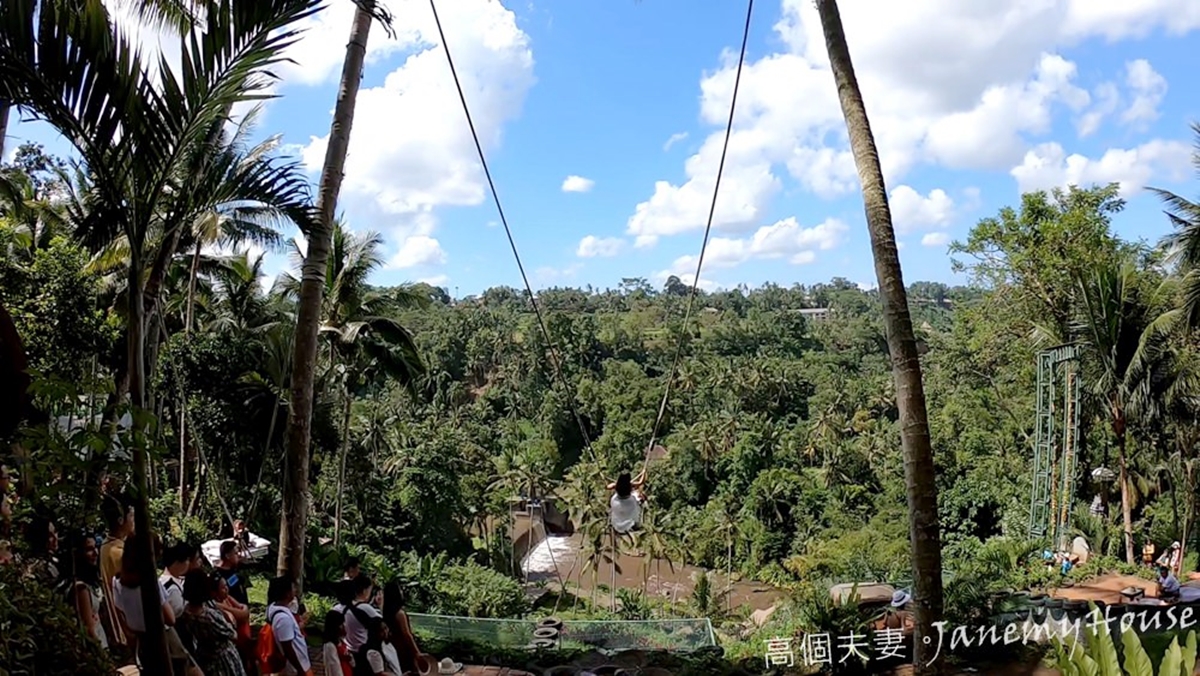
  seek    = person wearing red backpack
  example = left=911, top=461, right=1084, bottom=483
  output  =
left=258, top=576, right=312, bottom=676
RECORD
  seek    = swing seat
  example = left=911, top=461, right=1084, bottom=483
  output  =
left=201, top=532, right=271, bottom=566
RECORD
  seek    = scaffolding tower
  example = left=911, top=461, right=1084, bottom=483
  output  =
left=1028, top=344, right=1083, bottom=550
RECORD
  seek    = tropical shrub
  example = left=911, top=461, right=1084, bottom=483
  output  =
left=432, top=559, right=529, bottom=618
left=0, top=565, right=115, bottom=676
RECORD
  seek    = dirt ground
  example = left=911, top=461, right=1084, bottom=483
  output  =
left=1050, top=572, right=1159, bottom=604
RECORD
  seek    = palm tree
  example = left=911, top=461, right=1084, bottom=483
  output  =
left=1150, top=123, right=1200, bottom=328
left=279, top=222, right=426, bottom=545
left=182, top=113, right=287, bottom=334
left=0, top=2, right=322, bottom=671
left=1072, top=260, right=1169, bottom=564
left=813, top=1, right=944, bottom=672
left=0, top=168, right=69, bottom=259
left=280, top=0, right=394, bottom=586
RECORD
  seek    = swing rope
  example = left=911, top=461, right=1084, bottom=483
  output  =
left=644, top=0, right=755, bottom=475
left=430, top=0, right=595, bottom=459
left=434, top=0, right=755, bottom=527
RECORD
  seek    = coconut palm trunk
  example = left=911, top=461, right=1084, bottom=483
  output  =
left=278, top=2, right=375, bottom=584
left=333, top=372, right=352, bottom=546
left=814, top=1, right=945, bottom=672
left=0, top=104, right=9, bottom=158
left=1114, top=408, right=1135, bottom=564
left=127, top=255, right=173, bottom=675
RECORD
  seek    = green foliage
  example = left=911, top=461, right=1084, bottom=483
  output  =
left=431, top=559, right=529, bottom=618
left=0, top=233, right=114, bottom=383
left=615, top=587, right=653, bottom=620
left=1049, top=604, right=1198, bottom=676
left=0, top=565, right=115, bottom=676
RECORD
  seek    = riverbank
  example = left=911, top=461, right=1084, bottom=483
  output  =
left=521, top=533, right=782, bottom=613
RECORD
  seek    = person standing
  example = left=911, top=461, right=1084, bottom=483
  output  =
left=160, top=543, right=199, bottom=618
left=337, top=576, right=382, bottom=658
left=99, top=495, right=135, bottom=649
left=267, top=576, right=312, bottom=676
left=177, top=570, right=245, bottom=676
left=59, top=531, right=108, bottom=649
left=214, top=540, right=250, bottom=606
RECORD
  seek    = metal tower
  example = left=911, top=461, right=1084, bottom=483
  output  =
left=1029, top=344, right=1083, bottom=549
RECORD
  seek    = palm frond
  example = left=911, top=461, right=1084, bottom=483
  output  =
left=114, top=0, right=204, bottom=35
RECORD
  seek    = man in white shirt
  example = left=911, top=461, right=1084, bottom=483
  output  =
left=335, top=575, right=382, bottom=654
left=268, top=576, right=311, bottom=676
left=158, top=543, right=198, bottom=616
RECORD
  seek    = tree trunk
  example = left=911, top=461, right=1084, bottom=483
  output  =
left=814, top=2, right=944, bottom=672
left=1183, top=436, right=1200, bottom=575
left=333, top=381, right=352, bottom=546
left=1116, top=412, right=1134, bottom=565
left=278, top=2, right=374, bottom=587
left=185, top=241, right=202, bottom=333
left=177, top=394, right=187, bottom=513
left=127, top=256, right=173, bottom=676
left=0, top=104, right=9, bottom=159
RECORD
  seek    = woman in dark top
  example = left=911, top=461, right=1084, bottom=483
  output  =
left=382, top=580, right=428, bottom=674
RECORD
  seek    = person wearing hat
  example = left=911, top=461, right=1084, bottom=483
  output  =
left=1157, top=541, right=1183, bottom=572
left=883, top=589, right=915, bottom=633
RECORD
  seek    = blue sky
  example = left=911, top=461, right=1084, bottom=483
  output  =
left=8, top=0, right=1200, bottom=296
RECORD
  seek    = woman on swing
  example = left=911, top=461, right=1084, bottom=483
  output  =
left=607, top=467, right=648, bottom=534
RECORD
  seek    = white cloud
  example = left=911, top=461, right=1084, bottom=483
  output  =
left=561, top=175, right=595, bottom=193
left=278, top=2, right=422, bottom=88
left=921, top=232, right=951, bottom=248
left=663, top=132, right=689, bottom=151
left=1011, top=139, right=1192, bottom=197
left=533, top=263, right=583, bottom=288
left=889, top=186, right=954, bottom=234
left=388, top=235, right=447, bottom=269
left=576, top=235, right=624, bottom=258
left=419, top=274, right=450, bottom=287
left=1061, top=0, right=1200, bottom=41
left=1122, top=59, right=1167, bottom=127
left=1074, top=60, right=1168, bottom=136
left=299, top=0, right=534, bottom=247
left=659, top=217, right=846, bottom=281
left=1077, top=82, right=1120, bottom=137
left=629, top=0, right=1199, bottom=248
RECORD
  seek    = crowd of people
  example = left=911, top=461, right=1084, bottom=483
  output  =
left=2, top=482, right=259, bottom=675
left=0, top=462, right=431, bottom=676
